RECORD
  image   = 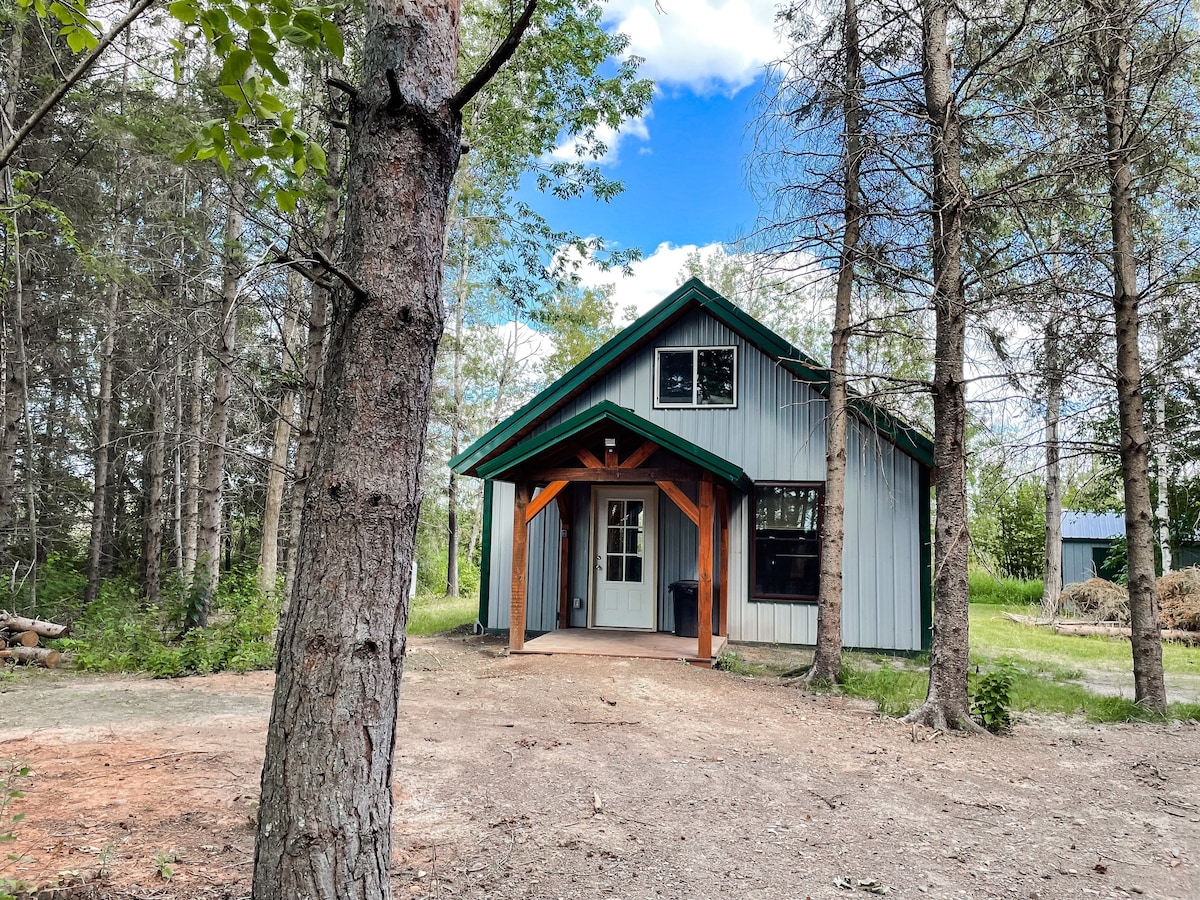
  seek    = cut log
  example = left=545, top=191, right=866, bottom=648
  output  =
left=0, top=613, right=68, bottom=638
left=0, top=646, right=63, bottom=667
left=1000, top=612, right=1198, bottom=643
left=8, top=631, right=39, bottom=647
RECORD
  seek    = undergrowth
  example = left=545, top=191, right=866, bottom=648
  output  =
left=54, top=568, right=279, bottom=677
left=0, top=760, right=31, bottom=900
left=969, top=570, right=1043, bottom=606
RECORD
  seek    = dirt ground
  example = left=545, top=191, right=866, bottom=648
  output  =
left=1, top=635, right=1197, bottom=900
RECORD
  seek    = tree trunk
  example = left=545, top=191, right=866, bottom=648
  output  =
left=181, top=340, right=204, bottom=581
left=191, top=185, right=244, bottom=628
left=807, top=0, right=862, bottom=687
left=1153, top=326, right=1171, bottom=575
left=252, top=2, right=465, bottom=895
left=140, top=337, right=167, bottom=607
left=1042, top=318, right=1063, bottom=618
left=904, top=0, right=981, bottom=732
left=172, top=348, right=184, bottom=572
left=281, top=88, right=340, bottom=606
left=258, top=271, right=302, bottom=596
left=1085, top=0, right=1167, bottom=713
left=84, top=257, right=122, bottom=606
left=0, top=12, right=23, bottom=570
left=445, top=238, right=468, bottom=598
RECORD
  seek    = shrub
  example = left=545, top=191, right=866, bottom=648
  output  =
left=970, top=662, right=1015, bottom=733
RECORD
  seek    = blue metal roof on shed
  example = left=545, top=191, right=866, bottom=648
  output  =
left=1061, top=511, right=1124, bottom=541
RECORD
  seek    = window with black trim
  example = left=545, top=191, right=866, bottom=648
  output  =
left=654, top=346, right=737, bottom=408
left=751, top=483, right=822, bottom=601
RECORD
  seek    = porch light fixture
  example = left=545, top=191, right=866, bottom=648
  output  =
left=604, top=437, right=617, bottom=449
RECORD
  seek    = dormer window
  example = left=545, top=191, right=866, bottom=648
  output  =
left=654, top=346, right=737, bottom=408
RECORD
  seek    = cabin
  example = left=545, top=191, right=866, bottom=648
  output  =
left=1062, top=510, right=1200, bottom=585
left=450, top=279, right=934, bottom=665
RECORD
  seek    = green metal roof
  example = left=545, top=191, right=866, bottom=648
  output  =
left=451, top=278, right=935, bottom=476
left=476, top=400, right=749, bottom=487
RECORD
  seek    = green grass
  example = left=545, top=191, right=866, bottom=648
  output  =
left=407, top=592, right=478, bottom=636
left=832, top=603, right=1200, bottom=724
left=968, top=570, right=1044, bottom=606
left=969, top=604, right=1200, bottom=676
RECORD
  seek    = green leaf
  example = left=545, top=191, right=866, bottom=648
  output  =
left=305, top=141, right=326, bottom=174
left=216, top=147, right=231, bottom=171
left=320, top=20, right=344, bottom=60
left=229, top=122, right=251, bottom=145
left=275, top=189, right=297, bottom=213
left=293, top=155, right=306, bottom=177
left=167, top=0, right=197, bottom=23
left=174, top=139, right=200, bottom=162
left=219, top=48, right=253, bottom=84
left=65, top=27, right=88, bottom=53
left=278, top=25, right=315, bottom=48
left=218, top=84, right=247, bottom=103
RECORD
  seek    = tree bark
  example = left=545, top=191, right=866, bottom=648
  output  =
left=181, top=340, right=204, bottom=581
left=445, top=234, right=468, bottom=598
left=252, top=2, right=468, bottom=894
left=904, top=0, right=982, bottom=732
left=807, top=0, right=862, bottom=687
left=190, top=184, right=244, bottom=628
left=1084, top=0, right=1167, bottom=713
left=84, top=247, right=122, bottom=606
left=258, top=271, right=302, bottom=597
left=282, top=82, right=341, bottom=605
left=1153, top=326, right=1171, bottom=575
left=1042, top=317, right=1063, bottom=618
left=140, top=336, right=167, bottom=607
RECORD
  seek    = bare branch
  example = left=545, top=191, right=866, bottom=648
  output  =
left=449, top=0, right=538, bottom=114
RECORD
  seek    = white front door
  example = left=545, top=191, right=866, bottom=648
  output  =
left=592, top=487, right=657, bottom=630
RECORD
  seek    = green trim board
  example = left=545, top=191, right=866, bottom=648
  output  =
left=477, top=479, right=494, bottom=630
left=450, top=278, right=934, bottom=477
left=476, top=400, right=749, bottom=488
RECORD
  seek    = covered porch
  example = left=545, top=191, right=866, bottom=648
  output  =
left=514, top=628, right=729, bottom=665
left=476, top=402, right=748, bottom=667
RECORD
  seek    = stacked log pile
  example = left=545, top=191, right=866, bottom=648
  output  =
left=0, top=613, right=67, bottom=667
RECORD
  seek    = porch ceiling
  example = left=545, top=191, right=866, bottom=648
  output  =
left=475, top=400, right=749, bottom=488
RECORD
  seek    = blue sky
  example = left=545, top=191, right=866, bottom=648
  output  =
left=516, top=0, right=787, bottom=319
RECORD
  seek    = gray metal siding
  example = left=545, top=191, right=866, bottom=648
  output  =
left=487, top=308, right=925, bottom=651
left=486, top=482, right=560, bottom=632
left=1063, top=540, right=1103, bottom=586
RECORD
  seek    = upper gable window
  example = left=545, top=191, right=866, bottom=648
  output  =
left=654, top=346, right=737, bottom=408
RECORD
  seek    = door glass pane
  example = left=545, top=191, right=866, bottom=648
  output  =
left=623, top=500, right=644, bottom=527
left=626, top=556, right=643, bottom=583
left=608, top=500, right=623, bottom=526
left=697, top=348, right=735, bottom=405
left=658, top=350, right=694, bottom=404
left=625, top=529, right=641, bottom=554
left=607, top=527, right=623, bottom=553
left=606, top=555, right=624, bottom=582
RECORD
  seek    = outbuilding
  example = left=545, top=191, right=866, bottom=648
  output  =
left=450, top=279, right=934, bottom=664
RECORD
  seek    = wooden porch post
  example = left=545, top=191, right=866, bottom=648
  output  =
left=510, top=482, right=531, bottom=652
left=698, top=475, right=714, bottom=661
left=556, top=492, right=572, bottom=629
left=717, top=486, right=729, bottom=637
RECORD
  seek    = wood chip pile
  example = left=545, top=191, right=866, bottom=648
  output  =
left=1057, top=571, right=1200, bottom=633
left=0, top=612, right=67, bottom=667
left=1157, top=567, right=1200, bottom=632
left=1059, top=578, right=1131, bottom=625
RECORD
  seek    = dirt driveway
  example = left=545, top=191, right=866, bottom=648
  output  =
left=1, top=635, right=1196, bottom=899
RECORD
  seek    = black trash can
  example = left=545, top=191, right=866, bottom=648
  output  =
left=670, top=579, right=718, bottom=638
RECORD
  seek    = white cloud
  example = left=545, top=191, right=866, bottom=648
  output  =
left=548, top=116, right=651, bottom=167
left=493, top=320, right=556, bottom=369
left=604, top=1, right=785, bottom=95
left=575, top=240, right=726, bottom=321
